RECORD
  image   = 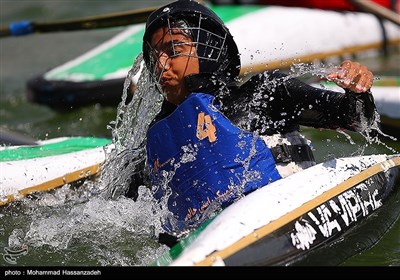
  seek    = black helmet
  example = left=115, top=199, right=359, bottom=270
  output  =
left=142, top=0, right=241, bottom=80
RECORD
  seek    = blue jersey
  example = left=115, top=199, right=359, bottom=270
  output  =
left=147, top=93, right=281, bottom=233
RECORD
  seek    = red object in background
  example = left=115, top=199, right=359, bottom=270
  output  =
left=258, top=0, right=398, bottom=12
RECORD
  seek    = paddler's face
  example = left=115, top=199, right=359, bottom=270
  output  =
left=150, top=26, right=200, bottom=105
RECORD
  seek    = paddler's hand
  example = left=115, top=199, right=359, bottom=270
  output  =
left=327, top=60, right=373, bottom=93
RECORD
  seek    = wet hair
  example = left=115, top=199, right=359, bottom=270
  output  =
left=142, top=0, right=241, bottom=82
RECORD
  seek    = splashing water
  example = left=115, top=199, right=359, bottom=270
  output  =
left=0, top=54, right=173, bottom=267
left=97, top=53, right=163, bottom=199
left=287, top=62, right=398, bottom=153
left=109, top=53, right=161, bottom=152
left=2, top=185, right=169, bottom=266
left=93, top=53, right=180, bottom=244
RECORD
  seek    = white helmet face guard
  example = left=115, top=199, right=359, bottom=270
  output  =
left=146, top=16, right=228, bottom=94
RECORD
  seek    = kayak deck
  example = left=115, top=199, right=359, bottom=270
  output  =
left=0, top=137, right=111, bottom=206
left=152, top=154, right=400, bottom=266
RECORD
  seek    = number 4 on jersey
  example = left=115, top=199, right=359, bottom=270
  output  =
left=196, top=112, right=216, bottom=142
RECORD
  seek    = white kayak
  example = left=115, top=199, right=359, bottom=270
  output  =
left=0, top=136, right=111, bottom=206
left=152, top=153, right=400, bottom=266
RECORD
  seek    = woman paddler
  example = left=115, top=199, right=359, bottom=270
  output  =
left=128, top=0, right=376, bottom=246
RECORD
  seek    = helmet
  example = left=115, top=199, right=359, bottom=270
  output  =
left=142, top=0, right=241, bottom=81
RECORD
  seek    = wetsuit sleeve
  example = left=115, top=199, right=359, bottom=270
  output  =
left=226, top=71, right=378, bottom=134
left=284, top=75, right=377, bottom=132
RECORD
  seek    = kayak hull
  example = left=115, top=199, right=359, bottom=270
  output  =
left=0, top=137, right=111, bottom=205
left=223, top=165, right=400, bottom=266
left=153, top=154, right=400, bottom=266
left=26, top=76, right=127, bottom=111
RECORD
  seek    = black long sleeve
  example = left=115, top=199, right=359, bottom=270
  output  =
left=221, top=70, right=377, bottom=135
